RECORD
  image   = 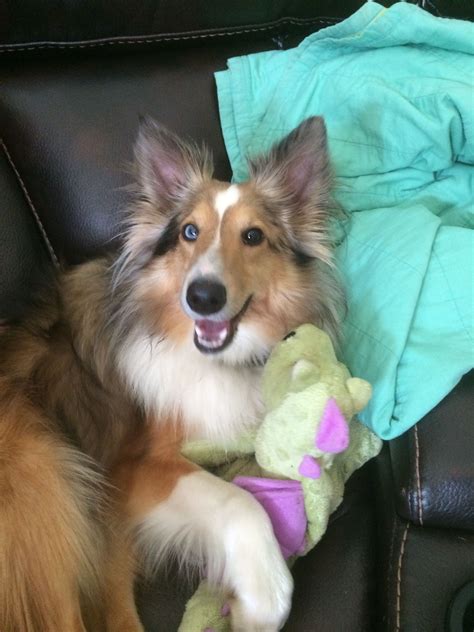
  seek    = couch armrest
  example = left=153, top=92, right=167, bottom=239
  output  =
left=389, top=370, right=474, bottom=531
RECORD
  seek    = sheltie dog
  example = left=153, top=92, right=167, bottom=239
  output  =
left=0, top=116, right=343, bottom=631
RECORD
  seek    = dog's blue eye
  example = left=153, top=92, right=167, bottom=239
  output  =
left=242, top=227, right=264, bottom=246
left=182, top=223, right=199, bottom=241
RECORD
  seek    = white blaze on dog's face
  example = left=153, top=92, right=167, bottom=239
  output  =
left=121, top=117, right=338, bottom=366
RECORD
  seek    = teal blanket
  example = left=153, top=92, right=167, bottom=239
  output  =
left=216, top=2, right=474, bottom=440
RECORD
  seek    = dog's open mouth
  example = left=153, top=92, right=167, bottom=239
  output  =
left=194, top=297, right=252, bottom=354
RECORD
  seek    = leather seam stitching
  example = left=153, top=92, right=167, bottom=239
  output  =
left=395, top=522, right=409, bottom=632
left=414, top=424, right=424, bottom=526
left=0, top=18, right=338, bottom=53
left=0, top=139, right=59, bottom=267
left=387, top=518, right=397, bottom=613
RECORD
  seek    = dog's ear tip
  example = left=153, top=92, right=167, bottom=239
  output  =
left=300, top=116, right=327, bottom=138
left=136, top=116, right=153, bottom=144
left=304, top=114, right=325, bottom=126
left=138, top=113, right=152, bottom=128
left=137, top=115, right=166, bottom=139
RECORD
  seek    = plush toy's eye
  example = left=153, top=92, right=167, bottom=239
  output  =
left=283, top=331, right=296, bottom=341
left=182, top=223, right=199, bottom=241
left=242, top=227, right=264, bottom=246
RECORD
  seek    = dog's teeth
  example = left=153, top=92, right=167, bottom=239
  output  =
left=194, top=320, right=232, bottom=351
left=196, top=332, right=219, bottom=349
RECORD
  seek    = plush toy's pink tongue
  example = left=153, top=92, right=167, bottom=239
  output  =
left=195, top=319, right=232, bottom=351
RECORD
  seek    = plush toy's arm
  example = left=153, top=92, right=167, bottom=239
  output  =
left=182, top=432, right=256, bottom=468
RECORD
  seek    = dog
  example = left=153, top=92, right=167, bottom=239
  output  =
left=0, top=116, right=343, bottom=631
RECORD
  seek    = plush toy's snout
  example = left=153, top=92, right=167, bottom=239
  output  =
left=292, top=359, right=319, bottom=383
left=346, top=377, right=372, bottom=413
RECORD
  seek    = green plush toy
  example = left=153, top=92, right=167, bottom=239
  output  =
left=179, top=325, right=382, bottom=632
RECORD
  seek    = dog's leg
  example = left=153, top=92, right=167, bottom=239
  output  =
left=101, top=526, right=144, bottom=632
left=113, top=425, right=293, bottom=632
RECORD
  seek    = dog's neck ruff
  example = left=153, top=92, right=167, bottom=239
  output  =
left=117, top=329, right=266, bottom=442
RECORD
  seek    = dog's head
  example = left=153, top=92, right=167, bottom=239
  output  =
left=114, top=117, right=342, bottom=365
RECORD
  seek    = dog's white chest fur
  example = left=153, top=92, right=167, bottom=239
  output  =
left=119, top=332, right=264, bottom=441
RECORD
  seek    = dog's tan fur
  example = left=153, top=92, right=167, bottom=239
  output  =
left=0, top=117, right=343, bottom=631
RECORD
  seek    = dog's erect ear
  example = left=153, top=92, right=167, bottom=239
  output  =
left=248, top=116, right=333, bottom=264
left=134, top=118, right=213, bottom=208
left=113, top=122, right=212, bottom=280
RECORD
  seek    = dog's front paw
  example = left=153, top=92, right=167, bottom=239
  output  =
left=218, top=486, right=294, bottom=631
left=230, top=579, right=293, bottom=631
left=228, top=546, right=293, bottom=632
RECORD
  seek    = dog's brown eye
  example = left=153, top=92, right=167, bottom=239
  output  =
left=242, top=227, right=264, bottom=246
left=182, top=223, right=199, bottom=242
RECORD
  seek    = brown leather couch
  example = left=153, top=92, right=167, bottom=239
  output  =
left=1, top=2, right=473, bottom=630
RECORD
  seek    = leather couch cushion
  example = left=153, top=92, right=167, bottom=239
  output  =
left=390, top=371, right=474, bottom=532
left=375, top=446, right=474, bottom=632
left=379, top=512, right=474, bottom=632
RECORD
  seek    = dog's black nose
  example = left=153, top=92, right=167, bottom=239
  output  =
left=186, top=278, right=227, bottom=315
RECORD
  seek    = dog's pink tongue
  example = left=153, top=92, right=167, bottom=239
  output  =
left=195, top=319, right=230, bottom=343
